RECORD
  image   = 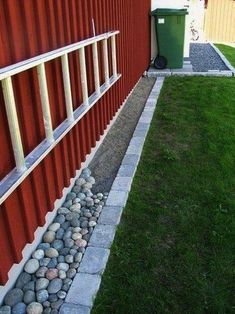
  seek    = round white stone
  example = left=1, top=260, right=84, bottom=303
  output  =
left=26, top=302, right=43, bottom=314
left=72, top=233, right=82, bottom=240
left=48, top=223, right=60, bottom=232
left=24, top=259, right=40, bottom=274
left=32, top=249, right=44, bottom=260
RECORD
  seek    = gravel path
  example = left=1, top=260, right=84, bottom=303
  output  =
left=190, top=43, right=229, bottom=72
left=89, top=77, right=156, bottom=193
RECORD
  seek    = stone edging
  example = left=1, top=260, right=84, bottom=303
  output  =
left=148, top=70, right=233, bottom=78
left=59, top=78, right=165, bottom=314
left=210, top=42, right=235, bottom=74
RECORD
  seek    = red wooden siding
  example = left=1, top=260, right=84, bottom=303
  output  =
left=0, top=0, right=151, bottom=284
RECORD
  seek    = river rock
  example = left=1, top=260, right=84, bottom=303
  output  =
left=37, top=243, right=50, bottom=251
left=48, top=223, right=61, bottom=232
left=35, top=278, right=49, bottom=291
left=70, top=204, right=81, bottom=212
left=74, top=252, right=83, bottom=263
left=26, top=302, right=43, bottom=314
left=66, top=192, right=76, bottom=201
left=15, top=272, right=31, bottom=289
left=24, top=259, right=40, bottom=274
left=66, top=268, right=76, bottom=279
left=51, top=240, right=64, bottom=251
left=46, top=268, right=58, bottom=280
left=54, top=214, right=66, bottom=224
left=43, top=231, right=55, bottom=243
left=23, top=290, right=36, bottom=304
left=57, top=263, right=69, bottom=272
left=23, top=281, right=35, bottom=292
left=32, top=249, right=44, bottom=260
left=58, top=207, right=70, bottom=215
left=35, top=266, right=48, bottom=278
left=75, top=178, right=86, bottom=186
left=45, top=248, right=59, bottom=258
left=36, top=289, right=49, bottom=303
left=75, top=239, right=87, bottom=248
left=4, top=288, right=23, bottom=307
left=47, top=278, right=62, bottom=294
left=12, top=302, right=26, bottom=314
left=0, top=305, right=11, bottom=314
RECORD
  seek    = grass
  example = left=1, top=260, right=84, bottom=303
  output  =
left=215, top=44, right=235, bottom=67
left=92, top=77, right=235, bottom=314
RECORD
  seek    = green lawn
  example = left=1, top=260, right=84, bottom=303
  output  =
left=215, top=44, right=235, bottom=67
left=92, top=77, right=235, bottom=314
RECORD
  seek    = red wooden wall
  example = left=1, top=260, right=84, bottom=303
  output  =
left=0, top=0, right=151, bottom=284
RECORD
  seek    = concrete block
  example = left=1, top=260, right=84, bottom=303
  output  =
left=126, top=137, right=145, bottom=156
left=106, top=190, right=128, bottom=207
left=117, top=164, right=136, bottom=177
left=89, top=224, right=116, bottom=249
left=66, top=273, right=101, bottom=307
left=135, top=122, right=149, bottom=132
left=112, top=176, right=133, bottom=191
left=79, top=247, right=110, bottom=275
left=121, top=154, right=139, bottom=166
left=133, top=128, right=148, bottom=138
left=139, top=111, right=153, bottom=123
left=59, top=303, right=90, bottom=314
left=98, top=206, right=123, bottom=226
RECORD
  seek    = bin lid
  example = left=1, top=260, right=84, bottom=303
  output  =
left=150, top=8, right=188, bottom=16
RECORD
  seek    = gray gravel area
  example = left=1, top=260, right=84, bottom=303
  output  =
left=190, top=43, right=229, bottom=72
left=89, top=77, right=156, bottom=193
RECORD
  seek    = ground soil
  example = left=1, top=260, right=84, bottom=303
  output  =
left=89, top=77, right=156, bottom=193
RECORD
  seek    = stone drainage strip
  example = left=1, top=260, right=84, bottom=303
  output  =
left=0, top=78, right=164, bottom=314
left=59, top=78, right=165, bottom=314
left=147, top=43, right=235, bottom=78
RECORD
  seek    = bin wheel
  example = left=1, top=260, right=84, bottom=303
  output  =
left=154, top=55, right=167, bottom=70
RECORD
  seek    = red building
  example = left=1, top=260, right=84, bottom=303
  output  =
left=0, top=0, right=151, bottom=293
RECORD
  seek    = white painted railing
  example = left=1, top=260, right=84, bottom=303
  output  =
left=0, top=31, right=121, bottom=204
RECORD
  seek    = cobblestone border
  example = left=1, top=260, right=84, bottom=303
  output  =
left=59, top=78, right=165, bottom=314
left=210, top=43, right=235, bottom=74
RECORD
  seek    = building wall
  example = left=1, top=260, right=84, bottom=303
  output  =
left=204, top=0, right=235, bottom=42
left=0, top=0, right=151, bottom=285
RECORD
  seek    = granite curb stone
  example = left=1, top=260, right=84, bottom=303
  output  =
left=65, top=273, right=101, bottom=308
left=106, top=190, right=128, bottom=207
left=78, top=247, right=110, bottom=275
left=88, top=224, right=116, bottom=249
left=98, top=206, right=123, bottom=225
left=59, top=303, right=90, bottom=314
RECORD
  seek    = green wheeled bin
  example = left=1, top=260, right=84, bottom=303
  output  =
left=151, top=8, right=188, bottom=69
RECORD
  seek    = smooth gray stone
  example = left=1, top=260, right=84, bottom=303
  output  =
left=15, top=272, right=31, bottom=289
left=0, top=305, right=11, bottom=314
left=12, top=303, right=26, bottom=314
left=4, top=288, right=23, bottom=307
left=48, top=278, right=63, bottom=294
left=36, top=289, right=49, bottom=303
